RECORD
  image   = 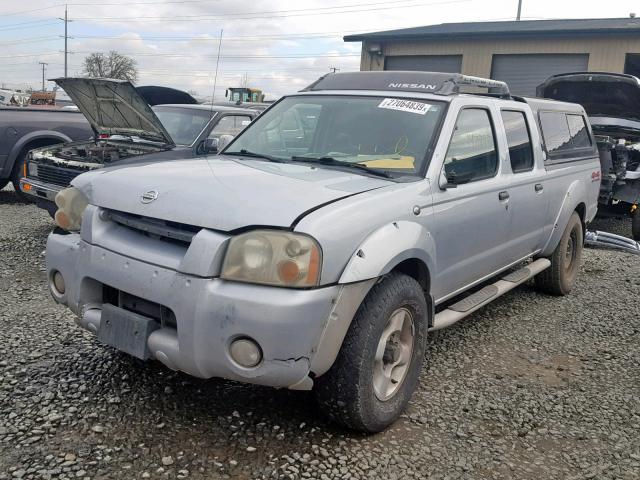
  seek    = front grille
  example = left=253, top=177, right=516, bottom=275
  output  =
left=104, top=209, right=201, bottom=245
left=36, top=163, right=82, bottom=187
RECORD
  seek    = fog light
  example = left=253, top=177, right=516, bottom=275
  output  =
left=229, top=338, right=262, bottom=368
left=51, top=270, right=65, bottom=295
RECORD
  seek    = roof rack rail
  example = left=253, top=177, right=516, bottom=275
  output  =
left=444, top=74, right=510, bottom=97
left=301, top=71, right=511, bottom=98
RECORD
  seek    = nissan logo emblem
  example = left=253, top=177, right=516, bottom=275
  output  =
left=141, top=190, right=159, bottom=204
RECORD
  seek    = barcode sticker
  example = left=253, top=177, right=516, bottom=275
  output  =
left=378, top=98, right=432, bottom=115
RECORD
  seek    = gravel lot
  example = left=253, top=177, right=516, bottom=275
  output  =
left=1, top=184, right=639, bottom=480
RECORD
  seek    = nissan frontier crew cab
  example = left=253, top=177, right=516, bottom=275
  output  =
left=46, top=72, right=600, bottom=432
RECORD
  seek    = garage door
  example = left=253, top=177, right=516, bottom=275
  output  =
left=491, top=54, right=589, bottom=96
left=385, top=55, right=462, bottom=73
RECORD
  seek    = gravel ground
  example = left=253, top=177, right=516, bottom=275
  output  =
left=1, top=184, right=639, bottom=480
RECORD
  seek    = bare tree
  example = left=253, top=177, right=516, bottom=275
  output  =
left=82, top=51, right=138, bottom=83
left=240, top=72, right=250, bottom=88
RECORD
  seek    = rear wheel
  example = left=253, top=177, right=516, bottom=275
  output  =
left=315, top=272, right=428, bottom=432
left=632, top=210, right=640, bottom=241
left=535, top=212, right=583, bottom=296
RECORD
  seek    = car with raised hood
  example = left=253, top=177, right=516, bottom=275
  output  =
left=20, top=77, right=257, bottom=215
left=46, top=71, right=600, bottom=432
left=537, top=72, right=640, bottom=239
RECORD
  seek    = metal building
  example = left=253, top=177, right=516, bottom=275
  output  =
left=344, top=18, right=640, bottom=96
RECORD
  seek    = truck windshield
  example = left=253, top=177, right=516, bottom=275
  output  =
left=225, top=95, right=446, bottom=177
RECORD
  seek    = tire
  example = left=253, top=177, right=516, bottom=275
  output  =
left=11, top=151, right=34, bottom=203
left=632, top=211, right=640, bottom=241
left=535, top=212, right=583, bottom=296
left=315, top=272, right=428, bottom=433
left=0, top=180, right=9, bottom=190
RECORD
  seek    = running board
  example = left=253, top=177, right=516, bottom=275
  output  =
left=585, top=230, right=640, bottom=255
left=429, top=258, right=551, bottom=331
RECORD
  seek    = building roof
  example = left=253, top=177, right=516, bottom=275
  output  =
left=344, top=17, right=640, bottom=42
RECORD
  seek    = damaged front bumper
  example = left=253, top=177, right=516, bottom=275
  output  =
left=46, top=228, right=371, bottom=390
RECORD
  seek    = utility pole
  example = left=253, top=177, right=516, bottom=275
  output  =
left=38, top=62, right=48, bottom=91
left=516, top=0, right=522, bottom=21
left=59, top=4, right=71, bottom=77
left=329, top=67, right=340, bottom=73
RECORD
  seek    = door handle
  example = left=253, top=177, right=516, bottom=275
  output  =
left=535, top=183, right=544, bottom=192
left=498, top=191, right=510, bottom=201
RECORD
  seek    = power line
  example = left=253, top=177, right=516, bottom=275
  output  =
left=0, top=4, right=64, bottom=17
left=0, top=19, right=60, bottom=30
left=0, top=0, right=219, bottom=16
left=71, top=0, right=468, bottom=22
left=71, top=51, right=361, bottom=58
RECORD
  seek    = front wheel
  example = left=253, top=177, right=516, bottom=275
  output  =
left=314, top=272, right=428, bottom=433
left=535, top=212, right=583, bottom=296
left=632, top=210, right=640, bottom=241
left=11, top=152, right=34, bottom=202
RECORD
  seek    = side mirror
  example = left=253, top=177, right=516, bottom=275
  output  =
left=439, top=169, right=458, bottom=190
left=204, top=137, right=219, bottom=153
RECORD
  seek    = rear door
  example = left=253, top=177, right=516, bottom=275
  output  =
left=497, top=108, right=548, bottom=262
left=430, top=101, right=513, bottom=302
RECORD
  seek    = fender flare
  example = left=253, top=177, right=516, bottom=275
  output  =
left=541, top=179, right=586, bottom=256
left=5, top=131, right=71, bottom=176
left=338, top=220, right=436, bottom=284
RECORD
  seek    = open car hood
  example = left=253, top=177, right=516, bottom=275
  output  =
left=536, top=72, right=640, bottom=123
left=52, top=77, right=174, bottom=145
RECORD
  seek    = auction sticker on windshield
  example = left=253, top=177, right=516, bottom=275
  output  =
left=378, top=98, right=432, bottom=115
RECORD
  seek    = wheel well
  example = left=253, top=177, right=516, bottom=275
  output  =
left=392, top=258, right=430, bottom=293
left=575, top=202, right=586, bottom=233
left=11, top=138, right=63, bottom=177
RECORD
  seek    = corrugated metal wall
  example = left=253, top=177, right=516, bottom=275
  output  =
left=360, top=35, right=640, bottom=78
left=384, top=54, right=462, bottom=72
left=490, top=53, right=589, bottom=95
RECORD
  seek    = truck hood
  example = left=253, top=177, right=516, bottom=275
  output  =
left=536, top=72, right=640, bottom=123
left=52, top=77, right=174, bottom=145
left=72, top=156, right=391, bottom=231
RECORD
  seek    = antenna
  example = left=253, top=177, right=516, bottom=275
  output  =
left=516, top=0, right=522, bottom=20
left=210, top=28, right=223, bottom=117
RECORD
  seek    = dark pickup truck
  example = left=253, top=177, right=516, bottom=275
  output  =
left=0, top=107, right=91, bottom=198
left=19, top=78, right=258, bottom=215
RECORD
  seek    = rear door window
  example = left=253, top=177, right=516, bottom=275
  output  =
left=443, top=108, right=498, bottom=184
left=501, top=110, right=534, bottom=173
left=539, top=111, right=592, bottom=159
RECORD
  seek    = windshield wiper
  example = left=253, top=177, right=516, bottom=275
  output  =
left=291, top=156, right=393, bottom=178
left=224, top=149, right=286, bottom=163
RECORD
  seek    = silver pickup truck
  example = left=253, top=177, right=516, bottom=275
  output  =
left=45, top=72, right=600, bottom=432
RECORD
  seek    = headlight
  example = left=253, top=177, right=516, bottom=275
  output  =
left=221, top=230, right=321, bottom=288
left=54, top=187, right=89, bottom=232
left=27, top=160, right=38, bottom=177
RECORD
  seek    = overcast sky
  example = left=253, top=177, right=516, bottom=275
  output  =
left=1, top=0, right=639, bottom=99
